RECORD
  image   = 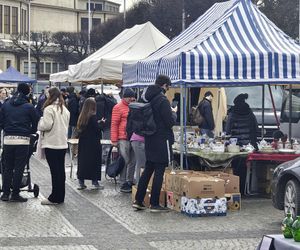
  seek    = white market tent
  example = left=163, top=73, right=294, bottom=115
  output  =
left=63, top=21, right=170, bottom=84
left=123, top=0, right=300, bottom=87
left=49, top=70, right=72, bottom=83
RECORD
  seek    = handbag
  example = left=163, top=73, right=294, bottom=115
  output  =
left=36, top=132, right=46, bottom=160
left=105, top=146, right=125, bottom=180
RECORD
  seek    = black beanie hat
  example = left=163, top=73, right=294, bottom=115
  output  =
left=234, top=93, right=248, bottom=105
left=17, top=83, right=30, bottom=95
left=86, top=88, right=96, bottom=97
left=123, top=88, right=135, bottom=98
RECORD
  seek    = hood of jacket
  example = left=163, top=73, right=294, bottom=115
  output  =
left=145, top=85, right=163, bottom=101
left=9, top=93, right=29, bottom=106
left=231, top=102, right=251, bottom=115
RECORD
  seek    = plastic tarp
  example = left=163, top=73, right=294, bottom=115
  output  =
left=0, top=66, right=36, bottom=84
left=67, top=21, right=169, bottom=83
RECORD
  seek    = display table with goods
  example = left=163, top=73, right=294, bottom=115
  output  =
left=245, top=151, right=300, bottom=196
left=67, top=139, right=111, bottom=178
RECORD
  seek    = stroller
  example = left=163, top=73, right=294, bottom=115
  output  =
left=0, top=134, right=40, bottom=198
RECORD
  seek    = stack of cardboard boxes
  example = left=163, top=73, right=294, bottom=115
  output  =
left=132, top=170, right=241, bottom=217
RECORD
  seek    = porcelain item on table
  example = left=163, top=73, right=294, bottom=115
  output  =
left=229, top=138, right=238, bottom=145
left=243, top=143, right=255, bottom=152
left=227, top=144, right=240, bottom=153
left=278, top=149, right=296, bottom=154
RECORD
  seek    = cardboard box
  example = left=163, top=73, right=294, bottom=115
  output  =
left=204, top=172, right=240, bottom=193
left=180, top=176, right=225, bottom=198
left=166, top=191, right=182, bottom=212
left=132, top=185, right=166, bottom=207
left=225, top=193, right=241, bottom=211
left=181, top=196, right=227, bottom=217
left=164, top=170, right=194, bottom=192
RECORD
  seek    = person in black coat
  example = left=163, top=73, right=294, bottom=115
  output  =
left=133, top=75, right=176, bottom=212
left=66, top=86, right=79, bottom=138
left=225, top=93, right=258, bottom=195
left=76, top=97, right=104, bottom=190
left=198, top=91, right=215, bottom=138
left=0, top=83, right=39, bottom=202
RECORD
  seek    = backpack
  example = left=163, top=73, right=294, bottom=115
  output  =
left=126, top=102, right=156, bottom=138
left=192, top=103, right=204, bottom=126
left=105, top=146, right=125, bottom=183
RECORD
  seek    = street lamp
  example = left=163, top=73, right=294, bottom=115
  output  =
left=28, top=0, right=31, bottom=78
left=88, top=0, right=91, bottom=55
left=124, top=0, right=126, bottom=26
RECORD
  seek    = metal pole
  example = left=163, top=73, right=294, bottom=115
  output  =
left=289, top=84, right=292, bottom=142
left=180, top=85, right=184, bottom=170
left=88, top=0, right=91, bottom=55
left=123, top=0, right=126, bottom=26
left=28, top=0, right=31, bottom=78
left=182, top=0, right=185, bottom=31
left=299, top=0, right=300, bottom=41
left=261, top=85, right=265, bottom=139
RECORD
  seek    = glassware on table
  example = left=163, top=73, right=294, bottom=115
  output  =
left=292, top=215, right=300, bottom=241
left=282, top=211, right=294, bottom=238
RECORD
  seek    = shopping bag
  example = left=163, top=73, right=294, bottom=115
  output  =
left=36, top=132, right=46, bottom=160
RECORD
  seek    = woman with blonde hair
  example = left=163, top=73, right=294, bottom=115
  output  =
left=38, top=87, right=70, bottom=205
left=77, top=97, right=104, bottom=190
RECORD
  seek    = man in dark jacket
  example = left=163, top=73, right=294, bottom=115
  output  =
left=66, top=86, right=79, bottom=138
left=199, top=91, right=215, bottom=138
left=0, top=83, right=39, bottom=202
left=133, top=75, right=176, bottom=212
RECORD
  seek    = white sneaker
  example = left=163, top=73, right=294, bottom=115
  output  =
left=41, top=199, right=59, bottom=205
left=91, top=184, right=104, bottom=190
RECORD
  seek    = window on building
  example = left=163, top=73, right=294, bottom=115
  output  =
left=4, top=6, right=10, bottom=34
left=45, top=62, right=51, bottom=74
left=59, top=63, right=65, bottom=72
left=39, top=62, right=44, bottom=74
left=92, top=18, right=101, bottom=28
left=81, top=17, right=88, bottom=32
left=95, top=4, right=102, bottom=11
left=6, top=60, right=11, bottom=69
left=12, top=7, right=18, bottom=34
left=0, top=6, right=3, bottom=33
left=24, top=62, right=37, bottom=79
left=24, top=62, right=28, bottom=75
left=52, top=62, right=58, bottom=73
left=21, top=9, right=26, bottom=34
left=86, top=2, right=95, bottom=10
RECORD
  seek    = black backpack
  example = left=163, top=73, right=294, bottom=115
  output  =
left=126, top=102, right=156, bottom=138
left=105, top=146, right=125, bottom=183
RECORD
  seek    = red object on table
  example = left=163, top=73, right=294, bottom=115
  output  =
left=247, top=152, right=300, bottom=163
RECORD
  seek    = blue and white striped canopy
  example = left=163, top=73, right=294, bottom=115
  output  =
left=123, top=0, right=300, bottom=87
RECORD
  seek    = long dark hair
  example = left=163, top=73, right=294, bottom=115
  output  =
left=77, top=97, right=96, bottom=131
left=43, top=87, right=65, bottom=113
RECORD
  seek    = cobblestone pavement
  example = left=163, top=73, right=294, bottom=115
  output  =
left=0, top=155, right=283, bottom=249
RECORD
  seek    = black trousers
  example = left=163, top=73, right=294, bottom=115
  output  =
left=2, top=145, right=29, bottom=195
left=135, top=160, right=166, bottom=206
left=45, top=148, right=66, bottom=203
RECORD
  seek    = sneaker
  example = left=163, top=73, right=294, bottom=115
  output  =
left=120, top=182, right=132, bottom=193
left=132, top=201, right=147, bottom=210
left=149, top=205, right=169, bottom=213
left=10, top=194, right=28, bottom=202
left=77, top=184, right=87, bottom=190
left=41, top=199, right=59, bottom=205
left=0, top=193, right=10, bottom=202
left=91, top=183, right=104, bottom=190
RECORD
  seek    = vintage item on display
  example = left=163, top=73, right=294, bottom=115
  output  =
left=278, top=149, right=296, bottom=154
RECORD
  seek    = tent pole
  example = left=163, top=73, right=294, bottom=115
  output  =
left=184, top=84, right=188, bottom=169
left=101, top=79, right=104, bottom=94
left=289, top=84, right=292, bottom=142
left=180, top=84, right=184, bottom=170
left=261, top=85, right=265, bottom=139
left=268, top=84, right=280, bottom=128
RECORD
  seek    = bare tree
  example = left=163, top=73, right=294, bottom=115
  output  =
left=11, top=31, right=52, bottom=78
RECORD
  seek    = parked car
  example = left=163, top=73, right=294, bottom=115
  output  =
left=271, top=157, right=300, bottom=218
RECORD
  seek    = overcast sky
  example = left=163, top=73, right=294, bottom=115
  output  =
left=113, top=0, right=140, bottom=12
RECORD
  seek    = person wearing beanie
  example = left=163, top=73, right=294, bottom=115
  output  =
left=0, top=83, right=39, bottom=202
left=197, top=90, right=215, bottom=138
left=225, top=93, right=258, bottom=195
left=111, top=88, right=136, bottom=193
left=66, top=86, right=79, bottom=138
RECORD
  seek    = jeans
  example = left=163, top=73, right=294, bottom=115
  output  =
left=135, top=160, right=166, bottom=206
left=200, top=129, right=214, bottom=138
left=2, top=145, right=29, bottom=195
left=45, top=148, right=66, bottom=203
left=118, top=140, right=135, bottom=185
left=131, top=140, right=146, bottom=185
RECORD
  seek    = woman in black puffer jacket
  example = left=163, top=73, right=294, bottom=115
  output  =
left=225, top=93, right=258, bottom=195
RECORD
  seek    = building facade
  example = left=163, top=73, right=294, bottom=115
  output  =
left=0, top=0, right=120, bottom=79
